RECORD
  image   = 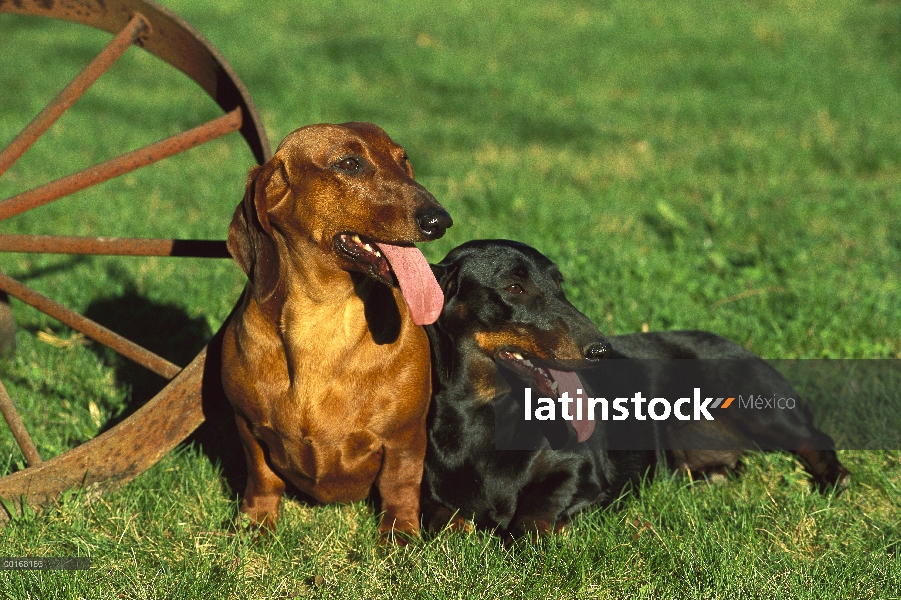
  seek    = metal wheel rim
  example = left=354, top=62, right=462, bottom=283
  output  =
left=0, top=0, right=269, bottom=522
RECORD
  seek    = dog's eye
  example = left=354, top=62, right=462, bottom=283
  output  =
left=335, top=157, right=362, bottom=173
left=506, top=283, right=524, bottom=294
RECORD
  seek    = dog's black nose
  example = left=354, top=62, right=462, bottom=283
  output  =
left=583, top=341, right=610, bottom=361
left=416, top=208, right=453, bottom=240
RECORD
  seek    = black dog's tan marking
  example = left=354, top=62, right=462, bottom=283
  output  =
left=475, top=331, right=546, bottom=358
left=423, top=240, right=849, bottom=540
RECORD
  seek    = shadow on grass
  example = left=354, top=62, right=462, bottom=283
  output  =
left=191, top=319, right=248, bottom=499
left=83, top=288, right=249, bottom=495
left=83, top=285, right=361, bottom=512
left=84, top=289, right=211, bottom=410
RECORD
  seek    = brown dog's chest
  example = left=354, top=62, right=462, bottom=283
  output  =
left=232, top=292, right=430, bottom=504
left=273, top=342, right=429, bottom=502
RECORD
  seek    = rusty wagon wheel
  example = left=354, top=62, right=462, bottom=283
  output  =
left=0, top=0, right=270, bottom=522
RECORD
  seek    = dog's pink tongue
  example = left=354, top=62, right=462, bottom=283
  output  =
left=375, top=243, right=443, bottom=326
left=548, top=369, right=595, bottom=443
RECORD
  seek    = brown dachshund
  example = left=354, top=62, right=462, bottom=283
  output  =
left=221, top=122, right=452, bottom=539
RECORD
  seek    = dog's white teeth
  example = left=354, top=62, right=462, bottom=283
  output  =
left=551, top=381, right=559, bottom=392
left=523, top=359, right=533, bottom=367
left=364, top=243, right=374, bottom=252
left=352, top=235, right=362, bottom=244
left=513, top=352, right=523, bottom=360
left=374, top=251, right=382, bottom=257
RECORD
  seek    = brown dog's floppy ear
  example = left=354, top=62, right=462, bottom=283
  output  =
left=227, top=165, right=262, bottom=277
left=227, top=161, right=290, bottom=321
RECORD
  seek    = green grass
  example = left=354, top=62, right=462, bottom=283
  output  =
left=0, top=0, right=899, bottom=596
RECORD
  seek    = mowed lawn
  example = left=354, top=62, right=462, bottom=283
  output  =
left=0, top=0, right=899, bottom=597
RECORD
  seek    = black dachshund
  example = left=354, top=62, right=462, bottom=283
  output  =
left=422, top=240, right=849, bottom=539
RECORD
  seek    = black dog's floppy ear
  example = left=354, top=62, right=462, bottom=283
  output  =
left=227, top=161, right=290, bottom=321
left=431, top=261, right=461, bottom=303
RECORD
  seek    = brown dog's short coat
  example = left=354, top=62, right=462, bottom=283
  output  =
left=221, top=122, right=451, bottom=538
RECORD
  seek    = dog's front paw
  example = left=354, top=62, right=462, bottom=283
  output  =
left=813, top=464, right=851, bottom=493
left=377, top=515, right=421, bottom=546
left=238, top=499, right=280, bottom=533
left=505, top=515, right=566, bottom=546
left=378, top=526, right=420, bottom=546
left=423, top=505, right=473, bottom=534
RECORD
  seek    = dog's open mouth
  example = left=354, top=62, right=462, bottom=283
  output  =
left=496, top=349, right=596, bottom=443
left=335, top=232, right=394, bottom=284
left=497, top=349, right=561, bottom=399
left=333, top=232, right=443, bottom=326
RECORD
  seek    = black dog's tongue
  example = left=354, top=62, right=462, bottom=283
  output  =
left=548, top=368, right=595, bottom=442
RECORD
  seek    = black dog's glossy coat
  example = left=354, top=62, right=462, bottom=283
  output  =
left=423, top=240, right=849, bottom=539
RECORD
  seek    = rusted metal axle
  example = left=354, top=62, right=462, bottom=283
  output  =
left=0, top=234, right=230, bottom=258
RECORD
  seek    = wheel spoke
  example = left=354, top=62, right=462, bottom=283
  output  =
left=0, top=272, right=181, bottom=380
left=0, top=108, right=243, bottom=223
left=0, top=380, right=42, bottom=467
left=0, top=348, right=208, bottom=522
left=0, top=14, right=150, bottom=178
left=0, top=0, right=270, bottom=513
left=0, top=234, right=230, bottom=258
